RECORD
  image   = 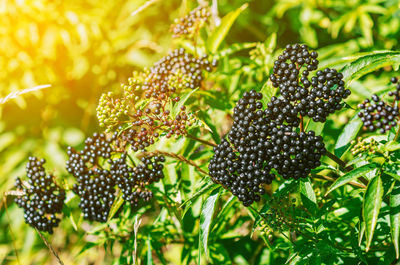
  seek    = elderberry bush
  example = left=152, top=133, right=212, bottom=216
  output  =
left=358, top=78, right=400, bottom=133
left=14, top=157, right=65, bottom=233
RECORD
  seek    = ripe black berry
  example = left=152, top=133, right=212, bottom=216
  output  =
left=270, top=44, right=350, bottom=122
left=171, top=6, right=210, bottom=38
left=112, top=154, right=165, bottom=208
left=209, top=88, right=326, bottom=206
left=66, top=132, right=119, bottom=222
left=14, top=157, right=65, bottom=233
left=358, top=93, right=399, bottom=133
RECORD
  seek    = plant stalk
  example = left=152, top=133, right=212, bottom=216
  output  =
left=186, top=134, right=217, bottom=147
left=324, top=150, right=352, bottom=171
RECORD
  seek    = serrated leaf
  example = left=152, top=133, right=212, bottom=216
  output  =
left=199, top=189, right=220, bottom=258
left=359, top=221, right=365, bottom=246
left=299, top=178, right=317, bottom=216
left=216, top=42, right=257, bottom=58
left=342, top=51, right=400, bottom=86
left=180, top=179, right=218, bottom=209
left=390, top=181, right=400, bottom=259
left=207, top=4, right=248, bottom=53
left=260, top=81, right=278, bottom=107
left=147, top=235, right=153, bottom=265
left=334, top=114, right=363, bottom=157
left=350, top=228, right=368, bottom=264
left=363, top=175, right=384, bottom=251
left=273, top=178, right=298, bottom=197
left=383, top=163, right=400, bottom=182
left=108, top=190, right=124, bottom=221
left=325, top=163, right=378, bottom=195
left=252, top=203, right=270, bottom=235
left=385, top=141, right=400, bottom=152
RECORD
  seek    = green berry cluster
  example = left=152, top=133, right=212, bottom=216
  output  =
left=171, top=6, right=210, bottom=38
left=97, top=92, right=130, bottom=128
left=259, top=197, right=303, bottom=235
left=351, top=137, right=380, bottom=157
left=97, top=48, right=216, bottom=151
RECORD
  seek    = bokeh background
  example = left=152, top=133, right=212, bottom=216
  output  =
left=1, top=0, right=400, bottom=264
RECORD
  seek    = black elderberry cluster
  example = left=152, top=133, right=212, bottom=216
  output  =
left=209, top=89, right=326, bottom=206
left=358, top=78, right=400, bottom=133
left=171, top=6, right=210, bottom=38
left=66, top=132, right=119, bottom=222
left=14, top=157, right=65, bottom=233
left=66, top=132, right=166, bottom=222
left=270, top=44, right=351, bottom=123
left=111, top=154, right=165, bottom=208
left=148, top=48, right=217, bottom=93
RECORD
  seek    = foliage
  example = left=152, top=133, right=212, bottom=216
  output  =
left=2, top=0, right=400, bottom=265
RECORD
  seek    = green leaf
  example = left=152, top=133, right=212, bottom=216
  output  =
left=385, top=141, right=400, bottom=152
left=171, top=88, right=198, bottom=117
left=199, top=189, right=220, bottom=258
left=342, top=51, right=400, bottom=86
left=363, top=175, right=384, bottom=251
left=180, top=179, right=218, bottom=209
left=334, top=114, right=363, bottom=157
left=350, top=228, right=368, bottom=264
left=359, top=221, right=365, bottom=246
left=260, top=80, right=278, bottom=107
left=383, top=163, right=400, bottom=182
left=207, top=4, right=248, bottom=53
left=108, top=190, right=124, bottom=221
left=299, top=178, right=317, bottom=216
left=252, top=203, right=270, bottom=235
left=273, top=178, right=298, bottom=197
left=390, top=181, right=400, bottom=259
left=325, top=163, right=378, bottom=195
left=147, top=235, right=153, bottom=265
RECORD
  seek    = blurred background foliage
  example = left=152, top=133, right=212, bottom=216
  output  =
left=1, top=0, right=400, bottom=264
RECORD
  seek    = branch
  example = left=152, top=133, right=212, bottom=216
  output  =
left=186, top=134, right=217, bottom=147
left=312, top=174, right=366, bottom=189
left=34, top=228, right=64, bottom=265
left=138, top=150, right=209, bottom=176
left=324, top=151, right=352, bottom=171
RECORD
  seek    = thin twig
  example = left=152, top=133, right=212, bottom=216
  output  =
left=138, top=150, right=209, bottom=176
left=34, top=228, right=64, bottom=265
left=312, top=174, right=366, bottom=189
left=395, top=122, right=400, bottom=142
left=186, top=134, right=217, bottom=147
left=299, top=115, right=304, bottom=133
left=324, top=151, right=352, bottom=171
left=0, top=84, right=50, bottom=104
left=131, top=0, right=159, bottom=16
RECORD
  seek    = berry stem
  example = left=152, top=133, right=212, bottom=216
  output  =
left=324, top=151, right=351, bottom=171
left=186, top=134, right=217, bottom=147
left=138, top=150, right=209, bottom=176
left=395, top=123, right=400, bottom=142
left=3, top=196, right=21, bottom=265
left=249, top=205, right=316, bottom=243
left=34, top=227, right=65, bottom=265
left=299, top=115, right=304, bottom=132
left=312, top=174, right=366, bottom=189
